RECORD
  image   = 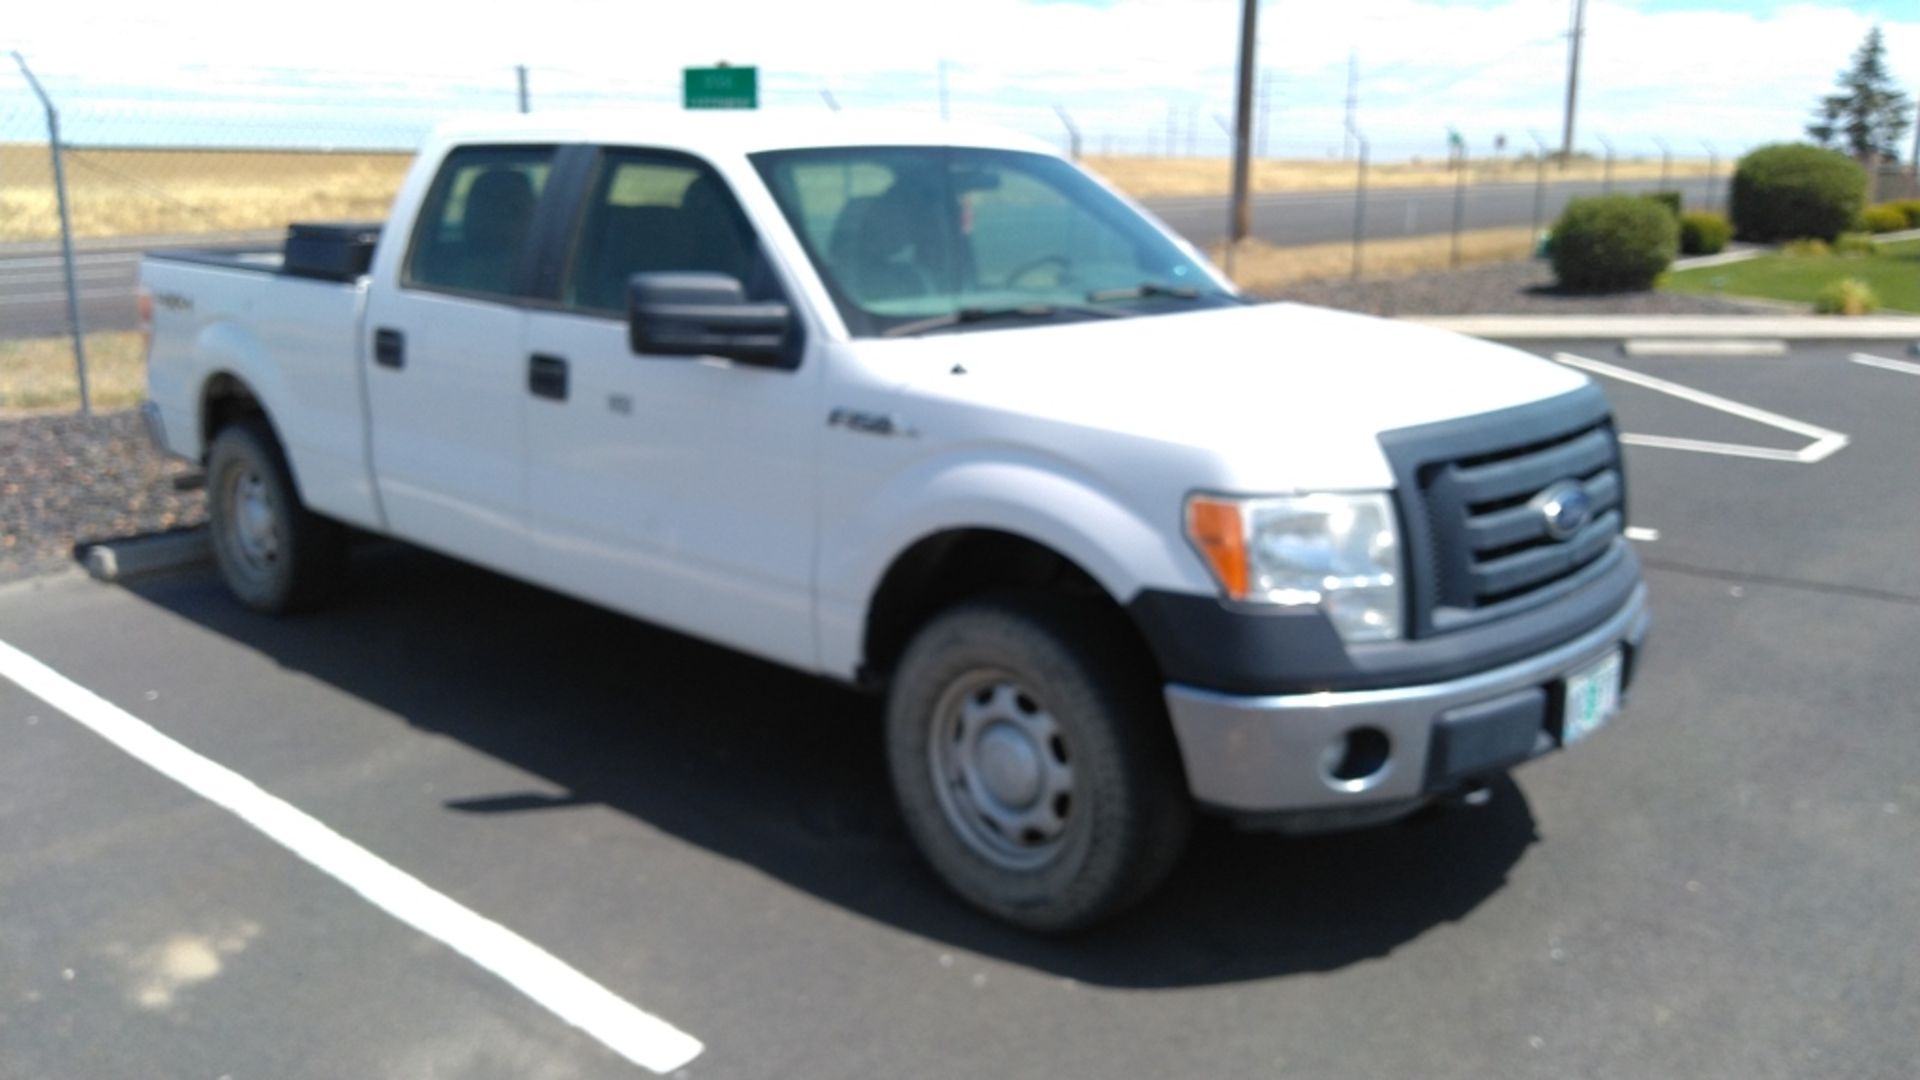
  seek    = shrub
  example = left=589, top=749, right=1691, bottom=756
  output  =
left=1833, top=232, right=1879, bottom=256
left=1888, top=199, right=1920, bottom=227
left=1783, top=238, right=1832, bottom=257
left=1729, top=144, right=1867, bottom=243
left=1678, top=211, right=1732, bottom=255
left=1643, top=190, right=1684, bottom=218
left=1814, top=277, right=1878, bottom=315
left=1550, top=194, right=1679, bottom=292
left=1862, top=204, right=1910, bottom=233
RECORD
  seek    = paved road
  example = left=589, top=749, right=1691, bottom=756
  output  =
left=1146, top=174, right=1719, bottom=249
left=0, top=176, right=1718, bottom=340
left=0, top=235, right=276, bottom=340
left=4, top=340, right=1916, bottom=1078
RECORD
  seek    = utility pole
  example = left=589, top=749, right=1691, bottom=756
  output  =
left=1258, top=69, right=1273, bottom=159
left=1560, top=0, right=1586, bottom=164
left=516, top=65, right=530, bottom=113
left=12, top=51, right=88, bottom=415
left=1227, top=0, right=1258, bottom=277
left=1344, top=50, right=1359, bottom=160
left=1701, top=139, right=1719, bottom=211
left=938, top=60, right=950, bottom=120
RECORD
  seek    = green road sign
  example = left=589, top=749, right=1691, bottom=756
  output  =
left=684, top=66, right=758, bottom=109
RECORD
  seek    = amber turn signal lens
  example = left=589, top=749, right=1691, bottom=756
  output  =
left=1185, top=497, right=1248, bottom=599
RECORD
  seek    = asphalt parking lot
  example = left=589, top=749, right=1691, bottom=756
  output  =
left=3, top=339, right=1918, bottom=1079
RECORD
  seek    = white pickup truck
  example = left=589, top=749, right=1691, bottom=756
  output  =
left=140, top=112, right=1647, bottom=931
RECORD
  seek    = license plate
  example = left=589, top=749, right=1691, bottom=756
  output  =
left=1562, top=650, right=1623, bottom=745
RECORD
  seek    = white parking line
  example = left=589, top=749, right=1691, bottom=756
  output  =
left=1553, top=352, right=1849, bottom=464
left=1622, top=339, right=1788, bottom=358
left=1848, top=352, right=1920, bottom=377
left=1624, top=526, right=1660, bottom=542
left=0, top=638, right=703, bottom=1075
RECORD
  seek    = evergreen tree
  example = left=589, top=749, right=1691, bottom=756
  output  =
left=1807, top=27, right=1912, bottom=163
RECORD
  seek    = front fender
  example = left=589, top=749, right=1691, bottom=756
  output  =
left=815, top=449, right=1212, bottom=680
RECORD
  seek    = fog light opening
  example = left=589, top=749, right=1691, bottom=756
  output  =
left=1324, top=727, right=1392, bottom=791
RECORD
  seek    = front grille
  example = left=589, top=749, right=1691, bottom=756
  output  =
left=1381, top=384, right=1626, bottom=637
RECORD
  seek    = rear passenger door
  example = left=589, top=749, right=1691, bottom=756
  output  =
left=520, top=148, right=821, bottom=671
left=364, top=144, right=556, bottom=574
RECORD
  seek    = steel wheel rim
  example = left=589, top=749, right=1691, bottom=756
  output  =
left=223, top=465, right=280, bottom=580
left=927, top=670, right=1076, bottom=870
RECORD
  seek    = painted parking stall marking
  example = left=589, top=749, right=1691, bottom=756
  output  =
left=0, top=637, right=704, bottom=1075
left=1847, top=352, right=1920, bottom=377
left=1553, top=352, right=1849, bottom=464
left=1622, top=339, right=1788, bottom=358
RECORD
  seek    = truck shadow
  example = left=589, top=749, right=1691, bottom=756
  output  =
left=124, top=542, right=1538, bottom=990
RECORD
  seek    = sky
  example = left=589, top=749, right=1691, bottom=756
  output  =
left=3, top=0, right=1917, bottom=161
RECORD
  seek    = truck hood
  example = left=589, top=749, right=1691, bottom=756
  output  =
left=875, top=301, right=1591, bottom=492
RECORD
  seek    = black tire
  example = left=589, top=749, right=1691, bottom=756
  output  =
left=886, top=594, right=1192, bottom=932
left=205, top=418, right=348, bottom=613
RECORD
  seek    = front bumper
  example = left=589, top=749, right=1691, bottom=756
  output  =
left=1164, top=584, right=1649, bottom=815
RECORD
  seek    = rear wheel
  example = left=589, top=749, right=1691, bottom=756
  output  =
left=206, top=419, right=347, bottom=613
left=886, top=594, right=1192, bottom=932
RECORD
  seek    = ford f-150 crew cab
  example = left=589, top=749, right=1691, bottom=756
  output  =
left=140, top=111, right=1648, bottom=931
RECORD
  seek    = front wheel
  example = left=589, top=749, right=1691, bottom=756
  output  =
left=206, top=419, right=347, bottom=613
left=886, top=595, right=1192, bottom=932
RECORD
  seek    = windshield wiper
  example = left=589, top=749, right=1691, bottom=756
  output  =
left=880, top=303, right=1127, bottom=339
left=1086, top=281, right=1205, bottom=303
left=1089, top=282, right=1255, bottom=306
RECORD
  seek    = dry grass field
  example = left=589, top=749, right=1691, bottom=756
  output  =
left=1086, top=155, right=1714, bottom=198
left=1, top=332, right=148, bottom=414
left=0, top=145, right=412, bottom=242
left=0, top=144, right=1711, bottom=243
left=1212, top=227, right=1538, bottom=292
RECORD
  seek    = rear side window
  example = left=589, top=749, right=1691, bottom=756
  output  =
left=562, top=151, right=760, bottom=314
left=404, top=145, right=556, bottom=298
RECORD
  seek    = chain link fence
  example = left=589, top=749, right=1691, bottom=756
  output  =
left=5, top=58, right=1910, bottom=413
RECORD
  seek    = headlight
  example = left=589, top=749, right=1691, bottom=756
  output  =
left=1185, top=492, right=1404, bottom=643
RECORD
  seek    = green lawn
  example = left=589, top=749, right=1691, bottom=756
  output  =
left=1663, top=237, right=1920, bottom=313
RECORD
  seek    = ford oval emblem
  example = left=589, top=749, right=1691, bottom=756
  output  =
left=1533, top=481, right=1592, bottom=542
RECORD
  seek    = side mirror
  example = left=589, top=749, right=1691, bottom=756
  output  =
left=627, top=272, right=793, bottom=367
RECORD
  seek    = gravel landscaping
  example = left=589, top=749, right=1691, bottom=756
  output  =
left=1271, top=257, right=1783, bottom=317
left=1, top=410, right=205, bottom=584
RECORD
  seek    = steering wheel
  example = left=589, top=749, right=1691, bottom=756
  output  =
left=1004, top=254, right=1072, bottom=291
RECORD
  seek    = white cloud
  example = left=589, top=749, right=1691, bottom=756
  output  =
left=4, top=0, right=1916, bottom=159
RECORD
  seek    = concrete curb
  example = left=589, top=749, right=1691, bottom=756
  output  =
left=1669, top=228, right=1920, bottom=272
left=1405, top=315, right=1920, bottom=341
left=78, top=528, right=213, bottom=583
left=1669, top=248, right=1766, bottom=271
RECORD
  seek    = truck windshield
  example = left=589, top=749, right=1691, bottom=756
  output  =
left=750, top=146, right=1236, bottom=338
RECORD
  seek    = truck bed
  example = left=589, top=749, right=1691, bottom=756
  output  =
left=141, top=230, right=384, bottom=534
left=150, top=221, right=383, bottom=283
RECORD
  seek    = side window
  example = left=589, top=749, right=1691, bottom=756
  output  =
left=563, top=152, right=759, bottom=314
left=403, top=145, right=555, bottom=298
